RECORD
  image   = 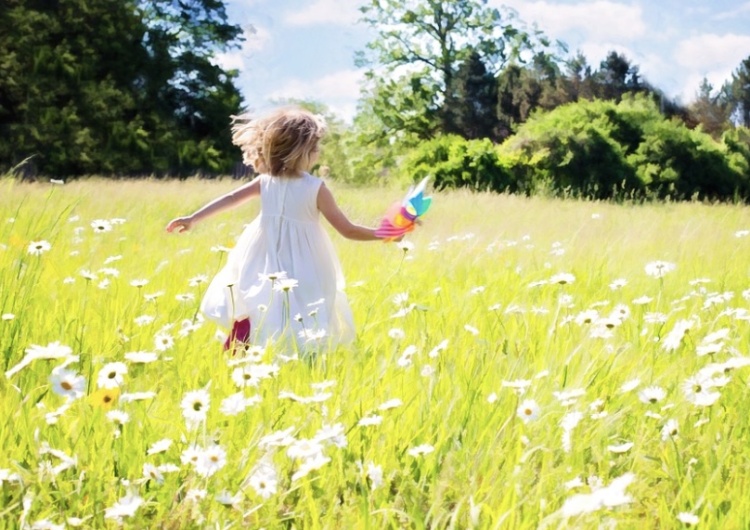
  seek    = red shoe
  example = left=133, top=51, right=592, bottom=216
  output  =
left=223, top=318, right=251, bottom=352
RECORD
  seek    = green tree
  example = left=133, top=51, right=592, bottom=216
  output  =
left=725, top=56, right=750, bottom=127
left=448, top=51, right=500, bottom=140
left=0, top=0, right=244, bottom=177
left=688, top=78, right=731, bottom=138
left=357, top=0, right=546, bottom=139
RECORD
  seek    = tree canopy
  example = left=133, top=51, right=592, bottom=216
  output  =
left=0, top=0, right=244, bottom=177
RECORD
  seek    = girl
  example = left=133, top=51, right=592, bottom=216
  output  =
left=166, top=106, right=384, bottom=351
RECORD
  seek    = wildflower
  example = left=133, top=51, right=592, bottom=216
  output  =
left=638, top=386, right=666, bottom=404
left=6, top=341, right=73, bottom=379
left=550, top=273, right=575, bottom=285
left=220, top=392, right=261, bottom=415
left=291, top=453, right=331, bottom=481
left=397, top=240, right=414, bottom=253
left=609, top=278, right=627, bottom=290
left=28, top=240, right=51, bottom=255
left=106, top=410, right=130, bottom=426
left=682, top=375, right=721, bottom=407
left=366, top=462, right=384, bottom=490
left=181, top=389, right=210, bottom=424
left=194, top=445, right=227, bottom=478
left=175, top=293, right=195, bottom=302
left=677, top=512, right=699, bottom=525
left=248, top=466, right=278, bottom=499
left=632, top=295, right=653, bottom=305
left=274, top=278, right=299, bottom=292
left=661, top=419, right=679, bottom=441
left=154, top=333, right=174, bottom=352
left=428, top=339, right=448, bottom=358
left=407, top=444, right=435, bottom=457
left=188, top=274, right=209, bottom=287
left=645, top=260, right=676, bottom=278
left=147, top=439, right=172, bottom=455
left=88, top=387, right=120, bottom=409
left=516, top=399, right=540, bottom=423
left=134, top=315, right=155, bottom=326
left=96, top=362, right=128, bottom=389
left=358, top=415, right=383, bottom=427
left=144, top=291, right=164, bottom=301
left=1, top=313, right=14, bottom=320
left=378, top=398, right=403, bottom=411
left=258, top=271, right=287, bottom=282
left=287, top=439, right=324, bottom=460
left=607, top=442, right=634, bottom=454
left=104, top=493, right=143, bottom=520
left=129, top=278, right=148, bottom=288
left=50, top=367, right=85, bottom=400
left=124, top=351, right=158, bottom=364
left=662, top=319, right=696, bottom=352
left=258, top=427, right=296, bottom=449
left=91, top=220, right=113, bottom=233
left=314, top=423, right=347, bottom=447
left=388, top=328, right=405, bottom=340
left=559, top=473, right=635, bottom=517
left=464, top=324, right=479, bottom=335
left=120, top=391, right=156, bottom=403
left=142, top=463, right=164, bottom=484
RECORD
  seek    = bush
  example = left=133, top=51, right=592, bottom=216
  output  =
left=498, top=94, right=748, bottom=201
left=401, top=135, right=516, bottom=192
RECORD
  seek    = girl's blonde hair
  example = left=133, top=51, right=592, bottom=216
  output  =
left=231, top=106, right=327, bottom=177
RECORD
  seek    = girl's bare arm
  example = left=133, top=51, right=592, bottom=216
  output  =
left=166, top=177, right=261, bottom=233
left=317, top=183, right=381, bottom=241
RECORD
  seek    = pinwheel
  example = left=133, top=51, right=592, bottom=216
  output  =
left=375, top=176, right=432, bottom=241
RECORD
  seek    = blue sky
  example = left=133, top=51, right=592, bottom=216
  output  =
left=219, top=0, right=750, bottom=121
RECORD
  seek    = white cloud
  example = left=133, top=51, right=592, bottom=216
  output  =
left=269, top=69, right=365, bottom=121
left=494, top=0, right=646, bottom=41
left=712, top=2, right=750, bottom=21
left=672, top=34, right=750, bottom=103
left=282, top=0, right=362, bottom=27
left=675, top=33, right=750, bottom=71
left=211, top=26, right=272, bottom=72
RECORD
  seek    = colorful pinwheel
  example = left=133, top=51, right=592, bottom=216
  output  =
left=375, top=176, right=432, bottom=241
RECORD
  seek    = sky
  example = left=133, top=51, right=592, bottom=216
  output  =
left=218, top=0, right=750, bottom=122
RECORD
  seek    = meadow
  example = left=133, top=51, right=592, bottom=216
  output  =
left=2, top=177, right=750, bottom=529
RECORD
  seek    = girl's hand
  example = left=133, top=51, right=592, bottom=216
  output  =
left=166, top=216, right=194, bottom=233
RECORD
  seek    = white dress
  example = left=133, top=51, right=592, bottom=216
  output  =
left=200, top=172, right=355, bottom=349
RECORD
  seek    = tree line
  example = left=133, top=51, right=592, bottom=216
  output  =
left=0, top=0, right=243, bottom=177
left=2, top=0, right=750, bottom=202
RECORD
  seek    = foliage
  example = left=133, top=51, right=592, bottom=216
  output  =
left=0, top=0, right=244, bottom=177
left=724, top=56, right=750, bottom=128
left=402, top=134, right=516, bottom=192
left=5, top=181, right=750, bottom=527
left=357, top=0, right=548, bottom=140
left=498, top=94, right=747, bottom=201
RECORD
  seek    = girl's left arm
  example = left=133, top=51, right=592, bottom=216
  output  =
left=166, top=177, right=261, bottom=233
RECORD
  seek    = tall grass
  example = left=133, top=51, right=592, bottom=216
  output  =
left=2, top=178, right=750, bottom=528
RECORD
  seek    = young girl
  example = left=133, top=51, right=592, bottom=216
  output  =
left=166, top=106, right=384, bottom=350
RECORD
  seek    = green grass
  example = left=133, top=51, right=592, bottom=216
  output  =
left=2, top=177, right=750, bottom=528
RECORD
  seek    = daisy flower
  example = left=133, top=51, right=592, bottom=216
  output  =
left=516, top=399, right=541, bottom=423
left=28, top=240, right=51, bottom=255
left=50, top=367, right=86, bottom=400
left=96, top=362, right=128, bottom=389
left=645, top=260, right=676, bottom=278
left=181, top=389, right=210, bottom=424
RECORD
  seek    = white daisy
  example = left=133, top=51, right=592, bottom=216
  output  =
left=96, top=362, right=128, bottom=389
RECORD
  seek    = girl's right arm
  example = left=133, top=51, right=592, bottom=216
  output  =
left=166, top=177, right=261, bottom=233
left=317, top=183, right=382, bottom=241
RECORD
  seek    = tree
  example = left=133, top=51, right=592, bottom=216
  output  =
left=688, top=78, right=731, bottom=138
left=593, top=51, right=642, bottom=100
left=725, top=56, right=750, bottom=127
left=357, top=0, right=547, bottom=140
left=448, top=52, right=500, bottom=140
left=0, top=0, right=244, bottom=177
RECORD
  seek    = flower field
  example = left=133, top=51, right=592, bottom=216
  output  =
left=3, top=178, right=750, bottom=528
